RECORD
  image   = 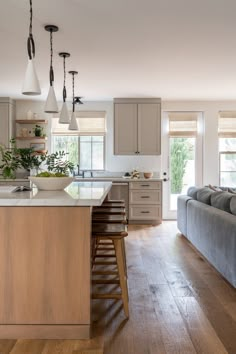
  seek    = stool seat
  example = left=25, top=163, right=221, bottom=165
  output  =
left=92, top=223, right=128, bottom=237
left=93, top=207, right=126, bottom=215
left=92, top=214, right=127, bottom=224
left=105, top=199, right=125, bottom=203
left=100, top=202, right=125, bottom=208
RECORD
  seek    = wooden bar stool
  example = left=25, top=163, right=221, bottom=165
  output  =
left=100, top=202, right=125, bottom=208
left=92, top=223, right=129, bottom=318
left=92, top=214, right=128, bottom=276
left=92, top=207, right=126, bottom=215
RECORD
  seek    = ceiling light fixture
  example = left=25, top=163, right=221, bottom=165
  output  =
left=22, top=0, right=41, bottom=95
left=58, top=52, right=70, bottom=123
left=68, top=71, right=79, bottom=130
left=44, top=25, right=59, bottom=113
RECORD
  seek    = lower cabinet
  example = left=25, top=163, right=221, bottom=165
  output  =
left=129, top=181, right=162, bottom=224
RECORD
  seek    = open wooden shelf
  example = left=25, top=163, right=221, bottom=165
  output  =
left=16, top=120, right=48, bottom=124
left=15, top=137, right=48, bottom=141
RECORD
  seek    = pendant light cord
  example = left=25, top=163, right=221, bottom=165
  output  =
left=27, top=0, right=35, bottom=60
left=49, top=30, right=54, bottom=86
left=63, top=56, right=67, bottom=102
left=72, top=73, right=75, bottom=112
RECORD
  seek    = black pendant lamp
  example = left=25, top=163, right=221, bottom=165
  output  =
left=59, top=52, right=70, bottom=123
left=44, top=25, right=59, bottom=113
left=22, top=0, right=41, bottom=95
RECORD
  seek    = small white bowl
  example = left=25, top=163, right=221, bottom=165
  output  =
left=29, top=176, right=74, bottom=191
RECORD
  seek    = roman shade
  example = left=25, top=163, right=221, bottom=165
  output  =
left=218, top=111, right=236, bottom=138
left=52, top=111, right=106, bottom=135
left=168, top=112, right=198, bottom=137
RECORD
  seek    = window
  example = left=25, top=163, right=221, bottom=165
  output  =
left=51, top=112, right=106, bottom=171
left=219, top=112, right=236, bottom=186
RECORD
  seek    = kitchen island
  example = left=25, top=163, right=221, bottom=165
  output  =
left=0, top=181, right=112, bottom=339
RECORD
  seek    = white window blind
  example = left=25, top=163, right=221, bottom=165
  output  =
left=168, top=112, right=198, bottom=137
left=51, top=111, right=106, bottom=135
left=218, top=111, right=236, bottom=138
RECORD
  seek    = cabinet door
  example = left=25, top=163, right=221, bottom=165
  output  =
left=137, top=103, right=161, bottom=155
left=114, top=103, right=138, bottom=155
left=0, top=103, right=10, bottom=147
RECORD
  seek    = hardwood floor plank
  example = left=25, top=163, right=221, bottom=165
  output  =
left=175, top=297, right=228, bottom=354
left=0, top=340, right=16, bottom=354
left=9, top=340, right=45, bottom=354
left=149, top=284, right=197, bottom=354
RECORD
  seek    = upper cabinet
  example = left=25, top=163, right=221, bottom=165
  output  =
left=0, top=98, right=15, bottom=147
left=114, top=98, right=161, bottom=155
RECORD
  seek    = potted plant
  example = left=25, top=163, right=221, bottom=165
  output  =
left=29, top=151, right=75, bottom=190
left=0, top=144, right=20, bottom=179
left=33, top=124, right=44, bottom=137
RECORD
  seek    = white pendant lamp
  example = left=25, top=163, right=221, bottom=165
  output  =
left=44, top=25, right=59, bottom=113
left=22, top=0, right=41, bottom=95
left=68, top=71, right=79, bottom=131
left=59, top=52, right=70, bottom=123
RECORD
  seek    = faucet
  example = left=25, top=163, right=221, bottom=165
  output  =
left=82, top=170, right=93, bottom=178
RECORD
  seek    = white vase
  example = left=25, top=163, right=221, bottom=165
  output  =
left=27, top=110, right=34, bottom=120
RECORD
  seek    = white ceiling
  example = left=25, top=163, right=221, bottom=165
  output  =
left=1, top=0, right=236, bottom=101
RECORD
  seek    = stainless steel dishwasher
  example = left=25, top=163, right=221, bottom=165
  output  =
left=108, top=182, right=129, bottom=219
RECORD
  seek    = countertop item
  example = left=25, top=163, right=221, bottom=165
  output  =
left=0, top=181, right=112, bottom=206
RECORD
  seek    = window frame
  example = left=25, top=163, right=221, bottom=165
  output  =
left=219, top=150, right=236, bottom=186
left=51, top=134, right=106, bottom=172
left=78, top=135, right=106, bottom=171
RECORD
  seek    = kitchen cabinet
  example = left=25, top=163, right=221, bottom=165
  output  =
left=114, top=98, right=161, bottom=155
left=0, top=98, right=15, bottom=147
left=129, top=180, right=162, bottom=224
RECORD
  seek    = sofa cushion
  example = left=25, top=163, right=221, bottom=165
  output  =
left=196, top=187, right=215, bottom=205
left=230, top=196, right=236, bottom=215
left=187, top=186, right=200, bottom=200
left=210, top=191, right=233, bottom=213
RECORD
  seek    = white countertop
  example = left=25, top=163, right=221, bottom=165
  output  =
left=74, top=177, right=163, bottom=182
left=0, top=181, right=112, bottom=206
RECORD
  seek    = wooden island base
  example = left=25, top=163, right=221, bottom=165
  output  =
left=0, top=206, right=92, bottom=339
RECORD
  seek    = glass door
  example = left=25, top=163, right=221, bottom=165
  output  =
left=162, top=112, right=203, bottom=219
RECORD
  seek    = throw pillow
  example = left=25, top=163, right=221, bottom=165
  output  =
left=210, top=191, right=233, bottom=213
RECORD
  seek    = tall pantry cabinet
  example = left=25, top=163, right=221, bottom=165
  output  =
left=114, top=98, right=161, bottom=155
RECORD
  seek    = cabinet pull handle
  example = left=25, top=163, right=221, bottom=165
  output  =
left=141, top=184, right=150, bottom=187
left=141, top=196, right=150, bottom=198
left=141, top=211, right=150, bottom=214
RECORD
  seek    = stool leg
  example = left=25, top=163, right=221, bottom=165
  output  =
left=121, top=238, right=127, bottom=277
left=113, top=239, right=129, bottom=318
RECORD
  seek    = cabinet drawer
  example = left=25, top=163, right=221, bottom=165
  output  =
left=129, top=181, right=161, bottom=190
left=129, top=205, right=161, bottom=220
left=129, top=190, right=161, bottom=204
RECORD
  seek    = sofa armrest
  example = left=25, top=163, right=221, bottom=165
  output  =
left=177, top=195, right=192, bottom=237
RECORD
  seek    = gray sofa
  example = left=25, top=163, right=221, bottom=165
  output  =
left=177, top=187, right=236, bottom=288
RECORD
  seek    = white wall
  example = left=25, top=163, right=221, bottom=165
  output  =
left=15, top=99, right=236, bottom=185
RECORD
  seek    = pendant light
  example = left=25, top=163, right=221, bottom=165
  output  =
left=44, top=25, right=59, bottom=113
left=22, top=0, right=41, bottom=95
left=58, top=52, right=70, bottom=123
left=68, top=71, right=79, bottom=130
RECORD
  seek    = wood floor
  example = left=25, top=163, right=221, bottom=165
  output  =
left=0, top=222, right=235, bottom=354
